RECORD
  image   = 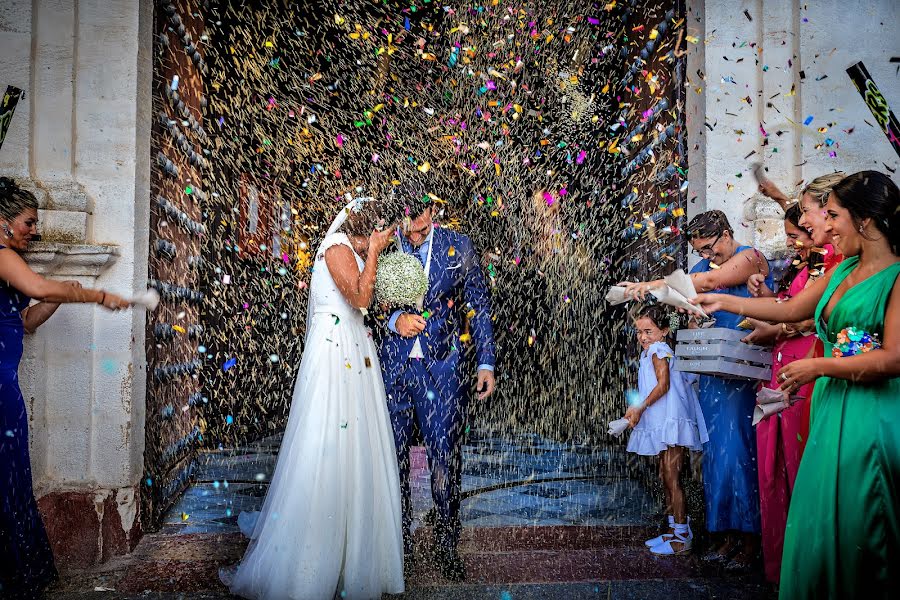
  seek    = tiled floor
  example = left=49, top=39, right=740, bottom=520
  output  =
left=165, top=430, right=659, bottom=535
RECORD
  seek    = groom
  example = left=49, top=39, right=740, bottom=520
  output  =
left=377, top=183, right=496, bottom=581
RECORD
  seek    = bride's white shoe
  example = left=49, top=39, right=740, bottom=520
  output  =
left=645, top=515, right=675, bottom=547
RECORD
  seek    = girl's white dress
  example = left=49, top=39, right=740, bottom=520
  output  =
left=627, top=341, right=708, bottom=456
left=226, top=233, right=404, bottom=600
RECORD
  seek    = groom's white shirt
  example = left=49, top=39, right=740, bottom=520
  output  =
left=386, top=225, right=493, bottom=373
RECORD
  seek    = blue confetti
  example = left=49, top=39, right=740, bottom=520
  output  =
left=223, top=357, right=237, bottom=371
left=404, top=17, right=411, bottom=31
left=226, top=415, right=234, bottom=425
left=803, top=115, right=814, bottom=126
left=4, top=430, right=14, bottom=437
left=626, top=389, right=642, bottom=406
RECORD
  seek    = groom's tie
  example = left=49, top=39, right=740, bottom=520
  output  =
left=415, top=241, right=428, bottom=266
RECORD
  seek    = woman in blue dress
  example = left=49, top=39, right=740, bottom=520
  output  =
left=621, top=210, right=771, bottom=569
left=0, top=178, right=130, bottom=598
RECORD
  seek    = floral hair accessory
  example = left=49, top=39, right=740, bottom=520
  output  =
left=351, top=196, right=375, bottom=213
left=832, top=327, right=881, bottom=358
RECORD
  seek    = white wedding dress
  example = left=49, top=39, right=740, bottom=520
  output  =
left=226, top=232, right=404, bottom=600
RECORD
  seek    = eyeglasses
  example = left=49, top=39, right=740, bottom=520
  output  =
left=692, top=233, right=722, bottom=257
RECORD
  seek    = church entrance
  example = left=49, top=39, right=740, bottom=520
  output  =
left=144, top=0, right=692, bottom=575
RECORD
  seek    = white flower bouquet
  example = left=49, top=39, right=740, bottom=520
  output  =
left=375, top=252, right=428, bottom=307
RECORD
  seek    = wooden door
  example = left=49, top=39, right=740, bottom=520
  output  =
left=143, top=0, right=208, bottom=531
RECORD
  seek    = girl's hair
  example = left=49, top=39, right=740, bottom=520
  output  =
left=686, top=210, right=732, bottom=241
left=800, top=172, right=846, bottom=207
left=635, top=304, right=670, bottom=331
left=830, top=170, right=900, bottom=256
left=782, top=204, right=826, bottom=287
left=0, top=177, right=39, bottom=221
left=784, top=203, right=802, bottom=228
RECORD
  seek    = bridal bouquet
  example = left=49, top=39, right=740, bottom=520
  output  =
left=375, top=252, right=428, bottom=307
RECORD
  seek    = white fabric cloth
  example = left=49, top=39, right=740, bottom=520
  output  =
left=626, top=341, right=709, bottom=456
left=227, top=232, right=404, bottom=600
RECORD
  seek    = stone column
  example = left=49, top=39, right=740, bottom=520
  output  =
left=0, top=0, right=153, bottom=567
left=686, top=0, right=799, bottom=260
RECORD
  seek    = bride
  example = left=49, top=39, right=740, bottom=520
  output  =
left=224, top=197, right=404, bottom=600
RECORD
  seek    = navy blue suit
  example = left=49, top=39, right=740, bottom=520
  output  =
left=377, top=225, right=495, bottom=552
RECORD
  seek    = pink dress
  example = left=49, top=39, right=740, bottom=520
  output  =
left=755, top=256, right=823, bottom=583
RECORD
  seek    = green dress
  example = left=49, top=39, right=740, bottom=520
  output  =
left=780, top=257, right=900, bottom=599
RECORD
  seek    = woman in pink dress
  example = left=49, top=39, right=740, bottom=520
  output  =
left=743, top=176, right=844, bottom=582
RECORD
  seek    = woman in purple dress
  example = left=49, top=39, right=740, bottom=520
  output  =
left=0, top=178, right=130, bottom=598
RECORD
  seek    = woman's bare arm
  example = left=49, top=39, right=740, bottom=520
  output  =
left=21, top=302, right=62, bottom=333
left=690, top=248, right=769, bottom=292
left=694, top=268, right=835, bottom=323
left=0, top=249, right=104, bottom=303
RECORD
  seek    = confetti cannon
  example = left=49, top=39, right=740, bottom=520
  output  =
left=0, top=85, right=22, bottom=151
left=846, top=61, right=900, bottom=158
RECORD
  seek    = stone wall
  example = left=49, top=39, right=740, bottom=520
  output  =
left=685, top=0, right=900, bottom=264
left=0, top=0, right=152, bottom=567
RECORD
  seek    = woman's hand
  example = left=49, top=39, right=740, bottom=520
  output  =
left=777, top=358, right=825, bottom=393
left=624, top=405, right=645, bottom=428
left=741, top=319, right=780, bottom=345
left=368, top=225, right=397, bottom=255
left=100, top=291, right=131, bottom=311
left=691, top=293, right=724, bottom=315
left=757, top=179, right=783, bottom=200
left=747, top=273, right=774, bottom=298
left=618, top=280, right=663, bottom=301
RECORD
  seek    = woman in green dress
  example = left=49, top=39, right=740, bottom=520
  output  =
left=692, top=170, right=899, bottom=599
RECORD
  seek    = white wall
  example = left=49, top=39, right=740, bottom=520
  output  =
left=686, top=0, right=900, bottom=259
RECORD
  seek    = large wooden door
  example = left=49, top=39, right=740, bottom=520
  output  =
left=143, top=0, right=208, bottom=531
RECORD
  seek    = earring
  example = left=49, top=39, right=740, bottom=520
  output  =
left=2, top=224, right=12, bottom=238
left=858, top=224, right=865, bottom=234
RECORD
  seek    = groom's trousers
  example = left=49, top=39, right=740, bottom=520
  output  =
left=386, top=359, right=467, bottom=554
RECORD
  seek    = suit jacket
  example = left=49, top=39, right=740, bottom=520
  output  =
left=377, top=226, right=495, bottom=400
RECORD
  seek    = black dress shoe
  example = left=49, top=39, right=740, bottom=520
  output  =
left=439, top=548, right=466, bottom=582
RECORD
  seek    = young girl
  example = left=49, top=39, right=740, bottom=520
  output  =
left=624, top=304, right=708, bottom=555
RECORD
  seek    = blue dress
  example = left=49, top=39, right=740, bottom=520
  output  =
left=0, top=249, right=57, bottom=597
left=690, top=245, right=770, bottom=534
